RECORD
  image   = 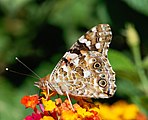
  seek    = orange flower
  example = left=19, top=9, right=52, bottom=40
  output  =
left=21, top=94, right=39, bottom=109
left=21, top=93, right=147, bottom=120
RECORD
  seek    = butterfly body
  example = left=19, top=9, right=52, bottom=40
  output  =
left=35, top=24, right=116, bottom=99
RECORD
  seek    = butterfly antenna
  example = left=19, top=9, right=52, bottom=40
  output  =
left=15, top=57, right=41, bottom=79
left=5, top=67, right=38, bottom=79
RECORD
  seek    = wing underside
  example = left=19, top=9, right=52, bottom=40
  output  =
left=48, top=24, right=116, bottom=98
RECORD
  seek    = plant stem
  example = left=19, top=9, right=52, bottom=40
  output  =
left=132, top=45, right=148, bottom=95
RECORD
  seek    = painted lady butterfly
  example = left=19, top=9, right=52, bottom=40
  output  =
left=35, top=24, right=116, bottom=99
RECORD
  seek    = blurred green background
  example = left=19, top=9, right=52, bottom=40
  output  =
left=0, top=0, right=148, bottom=119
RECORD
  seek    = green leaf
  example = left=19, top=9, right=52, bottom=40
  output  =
left=116, top=78, right=142, bottom=97
left=108, top=49, right=135, bottom=71
left=108, top=49, right=139, bottom=81
left=123, top=0, right=148, bottom=16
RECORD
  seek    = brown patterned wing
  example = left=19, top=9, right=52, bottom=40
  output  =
left=38, top=24, right=116, bottom=98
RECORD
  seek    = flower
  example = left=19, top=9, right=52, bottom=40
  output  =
left=24, top=113, right=41, bottom=120
left=42, top=98, right=56, bottom=112
left=40, top=116, right=54, bottom=120
left=99, top=100, right=147, bottom=120
left=21, top=93, right=147, bottom=120
left=76, top=105, right=93, bottom=118
left=61, top=110, right=79, bottom=120
left=21, top=94, right=39, bottom=109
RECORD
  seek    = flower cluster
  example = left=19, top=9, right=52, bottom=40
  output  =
left=21, top=94, right=102, bottom=120
left=99, top=101, right=147, bottom=120
left=21, top=93, right=147, bottom=120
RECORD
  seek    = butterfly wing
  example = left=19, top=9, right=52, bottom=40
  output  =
left=48, top=24, right=116, bottom=98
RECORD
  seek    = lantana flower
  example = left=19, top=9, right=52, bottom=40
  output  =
left=24, top=113, right=42, bottom=120
left=21, top=93, right=147, bottom=120
left=21, top=94, right=39, bottom=109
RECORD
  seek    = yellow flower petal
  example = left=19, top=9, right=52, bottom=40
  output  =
left=99, top=101, right=141, bottom=120
left=61, top=110, right=78, bottom=120
left=123, top=104, right=139, bottom=119
left=42, top=98, right=56, bottom=112
left=76, top=106, right=93, bottom=118
left=99, top=104, right=119, bottom=120
left=41, top=116, right=54, bottom=120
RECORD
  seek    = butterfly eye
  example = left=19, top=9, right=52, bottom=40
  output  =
left=93, top=62, right=101, bottom=68
left=98, top=79, right=107, bottom=88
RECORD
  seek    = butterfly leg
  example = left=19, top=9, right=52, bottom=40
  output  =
left=43, top=87, right=57, bottom=100
left=66, top=91, right=75, bottom=111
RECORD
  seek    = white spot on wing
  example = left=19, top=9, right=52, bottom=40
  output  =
left=94, top=78, right=99, bottom=86
left=99, top=37, right=102, bottom=41
left=98, top=93, right=108, bottom=98
left=79, top=36, right=91, bottom=48
left=79, top=36, right=87, bottom=43
left=67, top=52, right=78, bottom=59
left=55, top=78, right=61, bottom=83
left=62, top=65, right=68, bottom=72
left=86, top=41, right=91, bottom=47
left=73, top=57, right=79, bottom=66
left=84, top=70, right=91, bottom=78
left=95, top=43, right=100, bottom=49
left=91, top=26, right=97, bottom=32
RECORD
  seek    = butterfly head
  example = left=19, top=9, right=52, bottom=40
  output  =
left=34, top=74, right=55, bottom=92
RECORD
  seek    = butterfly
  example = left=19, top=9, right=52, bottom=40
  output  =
left=35, top=24, right=116, bottom=99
